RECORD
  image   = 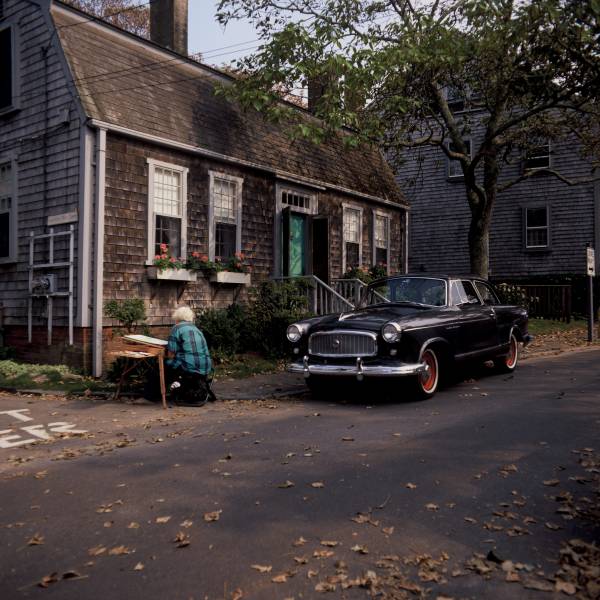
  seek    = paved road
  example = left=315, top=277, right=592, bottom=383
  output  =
left=1, top=349, right=599, bottom=599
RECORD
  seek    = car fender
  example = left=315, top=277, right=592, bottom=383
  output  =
left=419, top=337, right=452, bottom=361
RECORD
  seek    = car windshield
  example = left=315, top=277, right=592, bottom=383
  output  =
left=363, top=277, right=447, bottom=307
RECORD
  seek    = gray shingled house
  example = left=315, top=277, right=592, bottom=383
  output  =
left=396, top=124, right=599, bottom=284
left=0, top=0, right=407, bottom=375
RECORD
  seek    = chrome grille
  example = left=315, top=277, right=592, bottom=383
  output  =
left=309, top=331, right=377, bottom=357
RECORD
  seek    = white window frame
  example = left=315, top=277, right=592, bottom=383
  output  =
left=372, top=209, right=391, bottom=274
left=208, top=171, right=243, bottom=261
left=447, top=138, right=471, bottom=179
left=0, top=155, right=18, bottom=264
left=0, top=22, right=20, bottom=116
left=146, top=158, right=188, bottom=264
left=524, top=205, right=550, bottom=250
left=524, top=141, right=551, bottom=172
left=342, top=203, right=363, bottom=272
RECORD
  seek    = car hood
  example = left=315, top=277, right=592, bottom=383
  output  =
left=311, top=304, right=431, bottom=331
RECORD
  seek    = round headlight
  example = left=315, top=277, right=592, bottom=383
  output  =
left=287, top=324, right=302, bottom=342
left=382, top=322, right=401, bottom=343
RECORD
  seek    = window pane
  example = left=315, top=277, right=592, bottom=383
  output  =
left=153, top=167, right=181, bottom=217
left=375, top=247, right=387, bottom=266
left=0, top=27, right=12, bottom=110
left=0, top=162, right=11, bottom=197
left=527, top=228, right=548, bottom=248
left=474, top=281, right=498, bottom=305
left=345, top=241, right=359, bottom=269
left=343, top=209, right=360, bottom=243
left=448, top=140, right=470, bottom=177
left=0, top=212, right=9, bottom=257
left=215, top=223, right=236, bottom=259
left=461, top=280, right=480, bottom=304
left=214, top=177, right=237, bottom=223
left=527, top=207, right=547, bottom=228
left=525, top=143, right=550, bottom=170
left=281, top=190, right=310, bottom=211
left=375, top=215, right=388, bottom=249
left=155, top=215, right=181, bottom=257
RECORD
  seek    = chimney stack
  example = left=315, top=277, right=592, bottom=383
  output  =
left=150, top=0, right=188, bottom=56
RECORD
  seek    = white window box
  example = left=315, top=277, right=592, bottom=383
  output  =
left=209, top=271, right=251, bottom=285
left=147, top=267, right=197, bottom=282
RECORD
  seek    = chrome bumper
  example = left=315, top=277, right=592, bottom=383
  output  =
left=288, top=356, right=427, bottom=380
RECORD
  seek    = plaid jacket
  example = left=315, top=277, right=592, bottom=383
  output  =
left=166, top=322, right=212, bottom=376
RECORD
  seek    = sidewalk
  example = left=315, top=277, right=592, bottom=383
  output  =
left=212, top=370, right=307, bottom=400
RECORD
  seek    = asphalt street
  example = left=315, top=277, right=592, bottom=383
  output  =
left=1, top=349, right=599, bottom=600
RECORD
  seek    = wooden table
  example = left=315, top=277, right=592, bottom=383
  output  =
left=110, top=344, right=167, bottom=409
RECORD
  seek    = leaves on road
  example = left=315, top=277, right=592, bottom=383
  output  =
left=173, top=531, right=190, bottom=548
left=203, top=510, right=222, bottom=522
left=251, top=564, right=272, bottom=573
left=278, top=480, right=295, bottom=489
left=310, top=481, right=325, bottom=488
left=27, top=533, right=44, bottom=546
left=155, top=516, right=171, bottom=524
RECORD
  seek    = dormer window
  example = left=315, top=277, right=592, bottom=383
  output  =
left=0, top=23, right=19, bottom=115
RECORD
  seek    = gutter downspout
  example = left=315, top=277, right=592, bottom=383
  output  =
left=92, top=127, right=106, bottom=377
left=404, top=210, right=409, bottom=274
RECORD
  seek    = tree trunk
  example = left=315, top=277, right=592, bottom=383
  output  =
left=468, top=216, right=489, bottom=277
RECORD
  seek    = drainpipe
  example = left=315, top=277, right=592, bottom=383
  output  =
left=92, top=127, right=107, bottom=377
left=404, top=211, right=409, bottom=273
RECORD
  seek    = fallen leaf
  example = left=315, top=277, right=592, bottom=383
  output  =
left=27, top=533, right=44, bottom=546
left=315, top=581, right=336, bottom=592
left=545, top=522, right=562, bottom=531
left=108, top=545, right=132, bottom=556
left=103, top=521, right=113, bottom=528
left=38, top=573, right=58, bottom=588
left=133, top=562, right=144, bottom=571
left=543, top=479, right=560, bottom=487
left=251, top=564, right=272, bottom=573
left=341, top=437, right=354, bottom=442
left=522, top=577, right=554, bottom=592
left=231, top=589, right=243, bottom=600
left=294, top=556, right=308, bottom=564
left=425, top=503, right=439, bottom=511
left=292, top=536, right=307, bottom=547
left=555, top=580, right=576, bottom=595
left=464, top=517, right=477, bottom=523
left=506, top=572, right=520, bottom=582
left=271, top=573, right=289, bottom=583
left=313, top=549, right=335, bottom=558
left=320, top=540, right=339, bottom=547
left=350, top=544, right=368, bottom=554
left=382, top=526, right=394, bottom=535
left=88, top=545, right=107, bottom=556
left=127, top=522, right=140, bottom=529
left=173, top=531, right=190, bottom=548
left=406, top=483, right=417, bottom=490
left=61, top=571, right=85, bottom=580
left=311, top=482, right=325, bottom=488
left=180, top=520, right=193, bottom=528
left=307, top=569, right=319, bottom=578
left=278, top=480, right=295, bottom=489
left=203, top=510, right=222, bottom=522
left=155, top=516, right=171, bottom=524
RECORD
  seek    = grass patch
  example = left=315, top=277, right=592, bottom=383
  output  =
left=528, top=318, right=587, bottom=336
left=214, top=353, right=282, bottom=379
left=0, top=360, right=113, bottom=393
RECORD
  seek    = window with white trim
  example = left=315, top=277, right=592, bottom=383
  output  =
left=281, top=188, right=312, bottom=213
left=0, top=23, right=18, bottom=114
left=524, top=206, right=549, bottom=249
left=524, top=141, right=550, bottom=171
left=209, top=171, right=243, bottom=260
left=447, top=139, right=471, bottom=178
left=343, top=205, right=362, bottom=271
left=373, top=212, right=390, bottom=270
left=147, top=159, right=188, bottom=261
left=0, top=160, right=16, bottom=262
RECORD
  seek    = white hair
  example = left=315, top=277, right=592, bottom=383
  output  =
left=172, top=306, right=195, bottom=323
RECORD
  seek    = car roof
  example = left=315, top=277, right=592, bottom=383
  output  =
left=370, top=274, right=489, bottom=284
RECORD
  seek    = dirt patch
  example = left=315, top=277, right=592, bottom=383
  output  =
left=523, top=325, right=599, bottom=360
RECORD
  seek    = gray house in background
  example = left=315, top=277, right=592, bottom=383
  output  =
left=396, top=124, right=600, bottom=281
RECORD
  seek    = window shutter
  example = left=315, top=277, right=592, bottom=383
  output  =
left=0, top=27, right=12, bottom=110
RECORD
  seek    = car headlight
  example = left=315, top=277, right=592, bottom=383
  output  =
left=381, top=322, right=401, bottom=343
left=287, top=323, right=306, bottom=342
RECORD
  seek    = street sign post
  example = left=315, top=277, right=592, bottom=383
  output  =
left=587, top=246, right=595, bottom=342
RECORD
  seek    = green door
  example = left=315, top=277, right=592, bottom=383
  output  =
left=282, top=208, right=308, bottom=276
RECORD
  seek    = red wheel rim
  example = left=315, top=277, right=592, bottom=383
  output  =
left=420, top=350, right=438, bottom=393
left=506, top=335, right=518, bottom=368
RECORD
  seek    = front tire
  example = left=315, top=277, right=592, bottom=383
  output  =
left=494, top=332, right=519, bottom=373
left=412, top=347, right=440, bottom=399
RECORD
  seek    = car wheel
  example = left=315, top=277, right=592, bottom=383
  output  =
left=494, top=331, right=519, bottom=373
left=412, top=348, right=440, bottom=399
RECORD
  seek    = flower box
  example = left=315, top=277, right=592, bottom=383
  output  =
left=208, top=271, right=251, bottom=285
left=147, top=267, right=197, bottom=282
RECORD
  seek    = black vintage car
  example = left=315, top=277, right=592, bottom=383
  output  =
left=287, top=275, right=532, bottom=398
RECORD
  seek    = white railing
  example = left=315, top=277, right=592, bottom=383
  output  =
left=331, top=278, right=367, bottom=306
left=272, top=276, right=355, bottom=315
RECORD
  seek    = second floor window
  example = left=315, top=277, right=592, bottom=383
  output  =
left=209, top=172, right=243, bottom=260
left=524, top=141, right=550, bottom=171
left=147, top=159, right=188, bottom=261
left=447, top=139, right=471, bottom=178
left=0, top=24, right=17, bottom=114
left=525, top=206, right=549, bottom=249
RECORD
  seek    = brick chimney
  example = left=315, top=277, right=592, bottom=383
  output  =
left=150, top=0, right=188, bottom=56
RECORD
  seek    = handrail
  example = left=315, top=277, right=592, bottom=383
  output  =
left=272, top=275, right=354, bottom=315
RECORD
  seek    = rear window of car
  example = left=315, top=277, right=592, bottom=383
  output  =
left=474, top=281, right=499, bottom=305
left=460, top=280, right=481, bottom=304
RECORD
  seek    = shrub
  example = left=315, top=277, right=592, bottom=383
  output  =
left=244, top=280, right=311, bottom=357
left=104, top=299, right=147, bottom=333
left=196, top=304, right=246, bottom=360
left=495, top=283, right=531, bottom=308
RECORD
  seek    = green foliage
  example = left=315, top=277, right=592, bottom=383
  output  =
left=0, top=346, right=15, bottom=360
left=196, top=304, right=246, bottom=360
left=104, top=299, right=147, bottom=333
left=343, top=264, right=388, bottom=284
left=495, top=282, right=532, bottom=309
left=217, top=0, right=600, bottom=276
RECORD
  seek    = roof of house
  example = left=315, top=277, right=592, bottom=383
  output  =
left=51, top=3, right=406, bottom=206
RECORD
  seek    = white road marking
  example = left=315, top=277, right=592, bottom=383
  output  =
left=0, top=409, right=33, bottom=422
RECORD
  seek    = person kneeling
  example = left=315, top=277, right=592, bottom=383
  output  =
left=165, top=306, right=215, bottom=406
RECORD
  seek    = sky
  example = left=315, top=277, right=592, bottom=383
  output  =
left=188, top=2, right=259, bottom=67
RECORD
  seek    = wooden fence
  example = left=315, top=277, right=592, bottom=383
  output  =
left=518, top=284, right=572, bottom=323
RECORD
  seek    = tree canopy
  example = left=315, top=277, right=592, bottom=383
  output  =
left=217, top=0, right=600, bottom=276
left=64, top=0, right=149, bottom=37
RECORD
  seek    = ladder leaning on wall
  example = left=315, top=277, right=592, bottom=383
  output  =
left=27, top=226, right=74, bottom=346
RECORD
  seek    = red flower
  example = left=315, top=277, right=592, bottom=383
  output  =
left=201, top=255, right=208, bottom=262
left=154, top=255, right=161, bottom=260
left=192, top=251, right=200, bottom=258
left=160, top=243, right=168, bottom=252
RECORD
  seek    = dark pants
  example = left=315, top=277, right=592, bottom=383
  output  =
left=144, top=365, right=216, bottom=404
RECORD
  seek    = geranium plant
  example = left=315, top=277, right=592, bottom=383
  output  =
left=153, top=243, right=185, bottom=271
left=225, top=252, right=248, bottom=273
left=186, top=252, right=223, bottom=273
left=342, top=264, right=388, bottom=284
